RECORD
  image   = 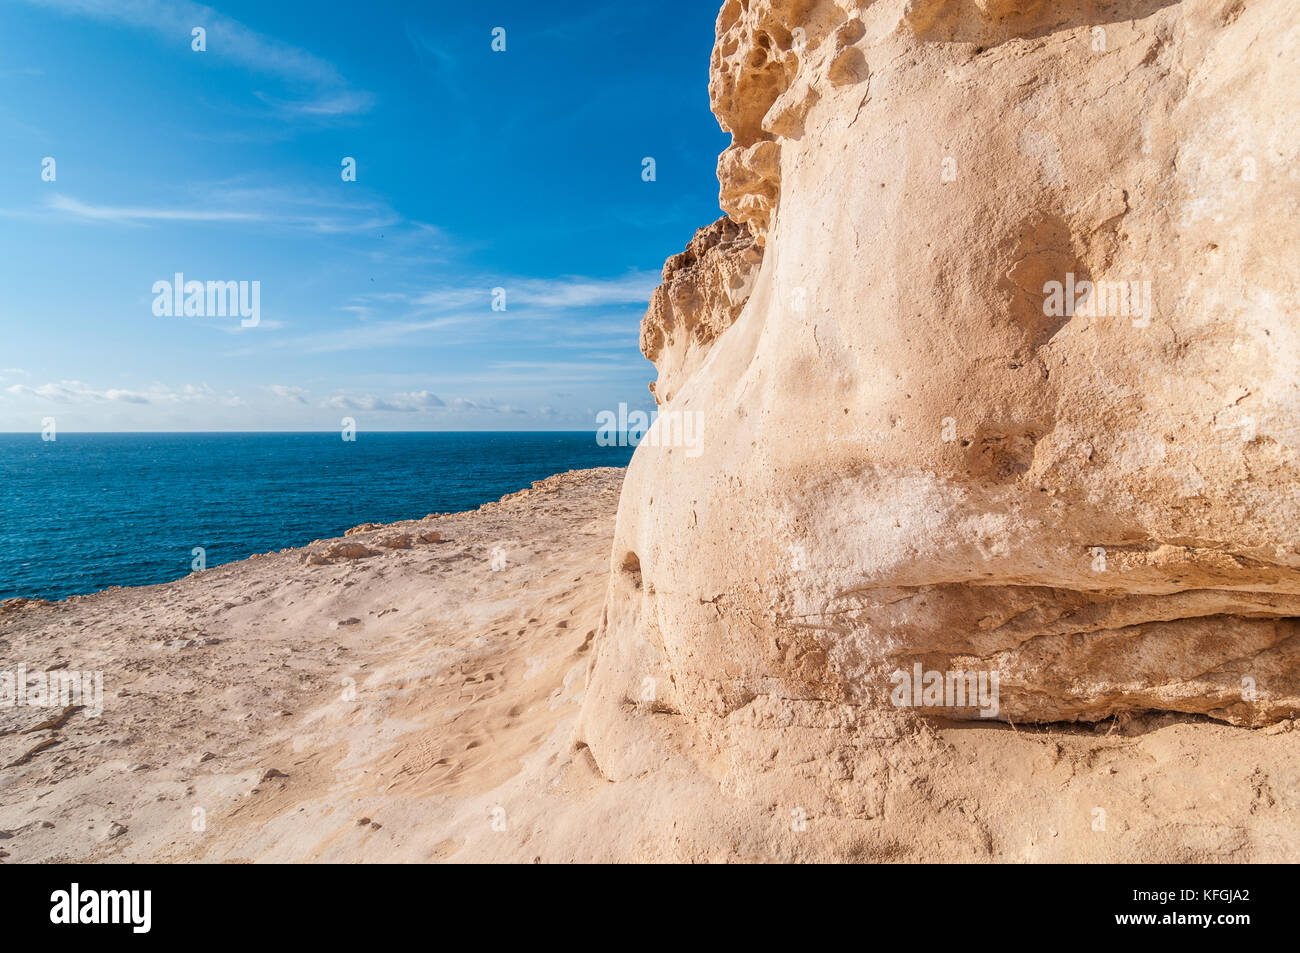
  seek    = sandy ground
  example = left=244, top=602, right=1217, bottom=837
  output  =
left=1, top=467, right=1297, bottom=863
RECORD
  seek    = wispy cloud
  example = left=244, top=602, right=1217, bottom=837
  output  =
left=265, top=316, right=472, bottom=355
left=344, top=273, right=659, bottom=316
left=324, top=394, right=412, bottom=413
left=324, top=390, right=448, bottom=413
left=485, top=360, right=649, bottom=381
left=269, top=384, right=309, bottom=404
left=405, top=26, right=466, bottom=101
left=47, top=190, right=400, bottom=233
left=320, top=390, right=540, bottom=415
left=49, top=193, right=262, bottom=224
left=236, top=272, right=656, bottom=359
left=413, top=273, right=660, bottom=312
left=19, top=0, right=373, bottom=118
left=5, top=380, right=215, bottom=405
left=253, top=90, right=375, bottom=118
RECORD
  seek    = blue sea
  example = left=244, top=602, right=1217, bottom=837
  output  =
left=0, top=432, right=634, bottom=602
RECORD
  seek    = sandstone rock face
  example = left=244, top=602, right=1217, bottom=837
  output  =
left=582, top=0, right=1300, bottom=778
left=641, top=217, right=763, bottom=405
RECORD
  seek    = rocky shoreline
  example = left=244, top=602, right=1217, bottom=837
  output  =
left=2, top=467, right=1296, bottom=862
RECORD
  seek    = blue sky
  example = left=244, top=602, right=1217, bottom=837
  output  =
left=0, top=0, right=727, bottom=431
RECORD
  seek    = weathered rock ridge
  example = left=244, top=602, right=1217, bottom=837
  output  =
left=582, top=0, right=1300, bottom=780
left=642, top=217, right=763, bottom=405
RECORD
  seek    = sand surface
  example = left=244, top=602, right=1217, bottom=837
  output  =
left=1, top=467, right=1296, bottom=862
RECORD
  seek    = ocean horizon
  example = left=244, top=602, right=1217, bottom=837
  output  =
left=0, top=431, right=635, bottom=602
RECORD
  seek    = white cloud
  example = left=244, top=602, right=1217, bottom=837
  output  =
left=49, top=194, right=262, bottom=224
left=321, top=391, right=531, bottom=415
left=48, top=191, right=399, bottom=233
left=392, top=390, right=446, bottom=409
left=255, top=273, right=656, bottom=357
left=269, top=384, right=309, bottom=404
left=447, top=397, right=526, bottom=415
left=324, top=394, right=410, bottom=413
left=254, top=90, right=375, bottom=118
left=5, top=380, right=214, bottom=405
left=20, top=0, right=373, bottom=118
left=258, top=316, right=470, bottom=355
left=409, top=273, right=659, bottom=314
left=508, top=273, right=660, bottom=309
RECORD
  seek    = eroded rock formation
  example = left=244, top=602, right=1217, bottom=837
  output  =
left=582, top=0, right=1300, bottom=780
left=642, top=217, right=763, bottom=405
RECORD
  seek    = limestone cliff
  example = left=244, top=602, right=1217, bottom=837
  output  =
left=641, top=217, right=762, bottom=405
left=585, top=0, right=1300, bottom=781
